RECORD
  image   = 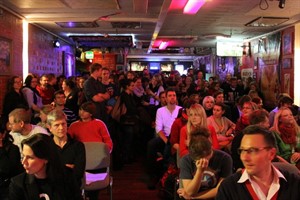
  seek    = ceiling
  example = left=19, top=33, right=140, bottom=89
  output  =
left=1, top=0, right=300, bottom=54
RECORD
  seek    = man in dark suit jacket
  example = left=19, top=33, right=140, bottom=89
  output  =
left=216, top=125, right=300, bottom=200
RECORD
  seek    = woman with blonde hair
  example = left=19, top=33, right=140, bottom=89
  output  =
left=147, top=73, right=164, bottom=106
left=270, top=107, right=300, bottom=166
left=202, top=95, right=215, bottom=117
left=179, top=103, right=219, bottom=158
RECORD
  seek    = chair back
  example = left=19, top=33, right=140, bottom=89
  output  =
left=84, top=142, right=110, bottom=170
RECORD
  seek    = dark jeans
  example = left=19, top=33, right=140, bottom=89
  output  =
left=120, top=124, right=135, bottom=162
left=147, top=137, right=167, bottom=178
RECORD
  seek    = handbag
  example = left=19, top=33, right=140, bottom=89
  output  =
left=111, top=96, right=127, bottom=122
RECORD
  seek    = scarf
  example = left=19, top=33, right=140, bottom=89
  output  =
left=133, top=86, right=145, bottom=97
left=278, top=124, right=296, bottom=144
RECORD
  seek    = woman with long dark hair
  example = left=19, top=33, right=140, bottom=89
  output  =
left=0, top=117, right=23, bottom=200
left=62, top=78, right=79, bottom=115
left=2, top=76, right=28, bottom=120
left=9, top=134, right=82, bottom=200
left=22, top=74, right=43, bottom=121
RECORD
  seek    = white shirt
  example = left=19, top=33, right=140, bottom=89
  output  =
left=155, top=105, right=181, bottom=137
left=238, top=165, right=287, bottom=200
left=10, top=124, right=50, bottom=155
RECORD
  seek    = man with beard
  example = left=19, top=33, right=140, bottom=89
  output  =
left=147, top=88, right=181, bottom=189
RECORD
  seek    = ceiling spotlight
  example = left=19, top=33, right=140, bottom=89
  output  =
left=53, top=39, right=60, bottom=48
left=278, top=0, right=285, bottom=9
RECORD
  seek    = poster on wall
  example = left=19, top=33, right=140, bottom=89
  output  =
left=241, top=68, right=253, bottom=83
left=258, top=33, right=281, bottom=109
left=0, top=37, right=12, bottom=75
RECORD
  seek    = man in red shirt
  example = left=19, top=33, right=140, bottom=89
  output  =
left=36, top=74, right=55, bottom=105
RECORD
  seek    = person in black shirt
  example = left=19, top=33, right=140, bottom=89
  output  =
left=0, top=117, right=23, bottom=200
left=9, top=133, right=82, bottom=200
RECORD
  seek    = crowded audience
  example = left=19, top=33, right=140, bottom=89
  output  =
left=1, top=67, right=299, bottom=200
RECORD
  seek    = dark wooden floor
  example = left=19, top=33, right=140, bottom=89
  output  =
left=97, top=157, right=162, bottom=200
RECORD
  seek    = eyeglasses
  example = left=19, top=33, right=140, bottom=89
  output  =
left=237, top=147, right=272, bottom=155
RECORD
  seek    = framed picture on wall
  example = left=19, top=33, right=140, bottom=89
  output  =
left=283, top=33, right=292, bottom=55
left=282, top=58, right=292, bottom=69
left=0, top=37, right=12, bottom=75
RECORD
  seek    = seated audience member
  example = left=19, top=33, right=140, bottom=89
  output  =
left=146, top=73, right=165, bottom=106
left=22, top=74, right=43, bottom=122
left=46, top=109, right=86, bottom=187
left=8, top=108, right=49, bottom=155
left=36, top=104, right=55, bottom=129
left=68, top=101, right=113, bottom=152
left=216, top=125, right=300, bottom=200
left=0, top=118, right=24, bottom=200
left=169, top=99, right=195, bottom=158
left=270, top=107, right=300, bottom=167
left=9, top=134, right=82, bottom=200
left=252, top=96, right=263, bottom=109
left=213, top=91, right=232, bottom=121
left=207, top=102, right=235, bottom=151
left=2, top=76, right=28, bottom=121
left=202, top=96, right=215, bottom=117
left=248, top=109, right=289, bottom=163
left=53, top=90, right=78, bottom=127
left=223, top=77, right=244, bottom=103
left=177, top=127, right=233, bottom=199
left=269, top=95, right=293, bottom=127
left=249, top=109, right=270, bottom=129
left=180, top=103, right=219, bottom=158
left=231, top=101, right=258, bottom=171
left=147, top=88, right=181, bottom=189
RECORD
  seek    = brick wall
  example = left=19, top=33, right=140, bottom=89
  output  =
left=28, top=25, right=74, bottom=76
left=0, top=9, right=23, bottom=115
left=0, top=9, right=75, bottom=115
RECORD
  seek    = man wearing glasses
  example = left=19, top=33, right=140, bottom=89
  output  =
left=216, top=125, right=300, bottom=200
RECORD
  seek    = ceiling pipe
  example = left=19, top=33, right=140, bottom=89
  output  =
left=147, top=0, right=172, bottom=54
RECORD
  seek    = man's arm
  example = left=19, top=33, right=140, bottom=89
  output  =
left=92, top=92, right=110, bottom=103
left=155, top=108, right=168, bottom=143
left=157, top=130, right=168, bottom=144
left=181, top=158, right=209, bottom=196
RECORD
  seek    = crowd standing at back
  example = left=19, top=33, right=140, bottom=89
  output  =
left=1, top=66, right=300, bottom=199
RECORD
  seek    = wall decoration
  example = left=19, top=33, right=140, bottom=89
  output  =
left=253, top=72, right=257, bottom=79
left=283, top=33, right=292, bottom=55
left=0, top=37, right=12, bottom=75
left=64, top=52, right=75, bottom=77
left=282, top=58, right=292, bottom=69
left=284, top=73, right=290, bottom=94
